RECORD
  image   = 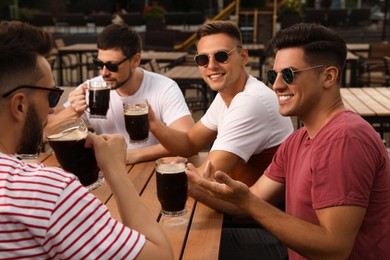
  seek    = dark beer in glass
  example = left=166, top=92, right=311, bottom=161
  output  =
left=46, top=118, right=103, bottom=191
left=88, top=80, right=111, bottom=119
left=123, top=98, right=149, bottom=143
left=155, top=157, right=188, bottom=216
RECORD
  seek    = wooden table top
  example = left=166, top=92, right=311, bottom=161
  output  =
left=341, top=87, right=390, bottom=117
left=29, top=151, right=223, bottom=259
left=346, top=43, right=370, bottom=52
left=57, top=43, right=188, bottom=63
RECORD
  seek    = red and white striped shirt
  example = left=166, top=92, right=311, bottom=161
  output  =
left=0, top=153, right=145, bottom=259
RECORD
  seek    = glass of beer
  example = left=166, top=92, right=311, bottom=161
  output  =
left=88, top=80, right=111, bottom=119
left=123, top=98, right=149, bottom=144
left=15, top=145, right=42, bottom=160
left=155, top=157, right=188, bottom=216
left=45, top=118, right=104, bottom=191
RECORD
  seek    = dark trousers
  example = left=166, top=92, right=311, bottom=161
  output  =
left=219, top=203, right=288, bottom=260
left=219, top=226, right=288, bottom=259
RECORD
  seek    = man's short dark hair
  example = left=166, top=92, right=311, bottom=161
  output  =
left=270, top=23, right=347, bottom=79
left=0, top=21, right=53, bottom=93
left=196, top=20, right=242, bottom=46
left=97, top=23, right=142, bottom=58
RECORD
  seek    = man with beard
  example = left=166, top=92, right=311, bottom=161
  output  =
left=0, top=21, right=172, bottom=259
left=46, top=23, right=194, bottom=164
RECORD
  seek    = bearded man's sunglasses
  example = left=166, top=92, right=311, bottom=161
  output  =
left=93, top=55, right=132, bottom=72
left=267, top=65, right=326, bottom=85
left=2, top=85, right=64, bottom=108
left=194, top=46, right=241, bottom=67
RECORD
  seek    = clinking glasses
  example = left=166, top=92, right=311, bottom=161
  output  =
left=2, top=85, right=64, bottom=108
left=194, top=46, right=241, bottom=67
left=267, top=65, right=326, bottom=85
left=93, top=56, right=132, bottom=72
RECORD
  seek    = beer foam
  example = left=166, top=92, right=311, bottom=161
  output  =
left=89, top=87, right=109, bottom=91
left=48, top=128, right=87, bottom=141
left=88, top=80, right=110, bottom=89
left=157, top=163, right=186, bottom=173
left=124, top=109, right=148, bottom=116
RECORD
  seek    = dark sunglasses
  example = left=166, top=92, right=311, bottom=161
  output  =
left=2, top=85, right=64, bottom=108
left=93, top=55, right=132, bottom=72
left=194, top=46, right=241, bottom=67
left=267, top=65, right=326, bottom=85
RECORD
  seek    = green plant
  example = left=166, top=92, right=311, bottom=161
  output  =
left=143, top=5, right=166, bottom=19
left=278, top=0, right=302, bottom=15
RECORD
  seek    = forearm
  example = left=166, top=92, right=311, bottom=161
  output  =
left=105, top=165, right=172, bottom=257
left=150, top=119, right=198, bottom=157
left=126, top=144, right=174, bottom=164
left=241, top=192, right=354, bottom=259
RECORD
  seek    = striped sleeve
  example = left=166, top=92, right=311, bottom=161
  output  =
left=43, top=178, right=146, bottom=259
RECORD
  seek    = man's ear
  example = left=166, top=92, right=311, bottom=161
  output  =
left=8, top=93, right=27, bottom=121
left=323, top=66, right=339, bottom=88
left=132, top=53, right=142, bottom=68
left=240, top=48, right=249, bottom=65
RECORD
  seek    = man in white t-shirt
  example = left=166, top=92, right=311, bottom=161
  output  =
left=46, top=24, right=194, bottom=164
left=150, top=21, right=293, bottom=187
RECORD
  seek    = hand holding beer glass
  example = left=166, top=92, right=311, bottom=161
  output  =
left=46, top=118, right=104, bottom=191
left=155, top=157, right=188, bottom=216
left=87, top=80, right=111, bottom=119
left=123, top=98, right=149, bottom=144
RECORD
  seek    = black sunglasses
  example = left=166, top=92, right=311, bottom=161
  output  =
left=267, top=65, right=326, bottom=85
left=2, top=85, right=64, bottom=108
left=194, top=46, right=241, bottom=67
left=93, top=56, right=132, bottom=72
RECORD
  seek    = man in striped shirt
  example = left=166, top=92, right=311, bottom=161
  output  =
left=0, top=21, right=173, bottom=259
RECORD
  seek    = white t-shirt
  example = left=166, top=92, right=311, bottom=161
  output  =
left=201, top=75, right=293, bottom=163
left=65, top=69, right=191, bottom=149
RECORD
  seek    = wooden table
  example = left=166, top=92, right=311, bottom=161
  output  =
left=163, top=66, right=203, bottom=85
left=30, top=151, right=223, bottom=259
left=341, top=87, right=390, bottom=137
left=346, top=43, right=370, bottom=55
left=57, top=43, right=188, bottom=85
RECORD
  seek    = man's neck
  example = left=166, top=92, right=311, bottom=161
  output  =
left=302, top=100, right=345, bottom=139
left=219, top=72, right=249, bottom=108
left=116, top=68, right=143, bottom=97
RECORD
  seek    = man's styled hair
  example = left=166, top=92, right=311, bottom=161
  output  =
left=270, top=23, right=347, bottom=81
left=196, top=20, right=242, bottom=45
left=97, top=23, right=142, bottom=58
left=0, top=21, right=53, bottom=92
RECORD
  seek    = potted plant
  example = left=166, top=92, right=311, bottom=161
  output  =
left=143, top=2, right=166, bottom=31
left=278, top=0, right=302, bottom=29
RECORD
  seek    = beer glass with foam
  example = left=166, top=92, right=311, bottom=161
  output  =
left=46, top=118, right=104, bottom=191
left=123, top=98, right=149, bottom=144
left=88, top=80, right=111, bottom=119
left=155, top=157, right=188, bottom=216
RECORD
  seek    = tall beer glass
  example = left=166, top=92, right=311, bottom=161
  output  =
left=88, top=80, right=111, bottom=119
left=123, top=98, right=149, bottom=143
left=155, top=156, right=188, bottom=216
